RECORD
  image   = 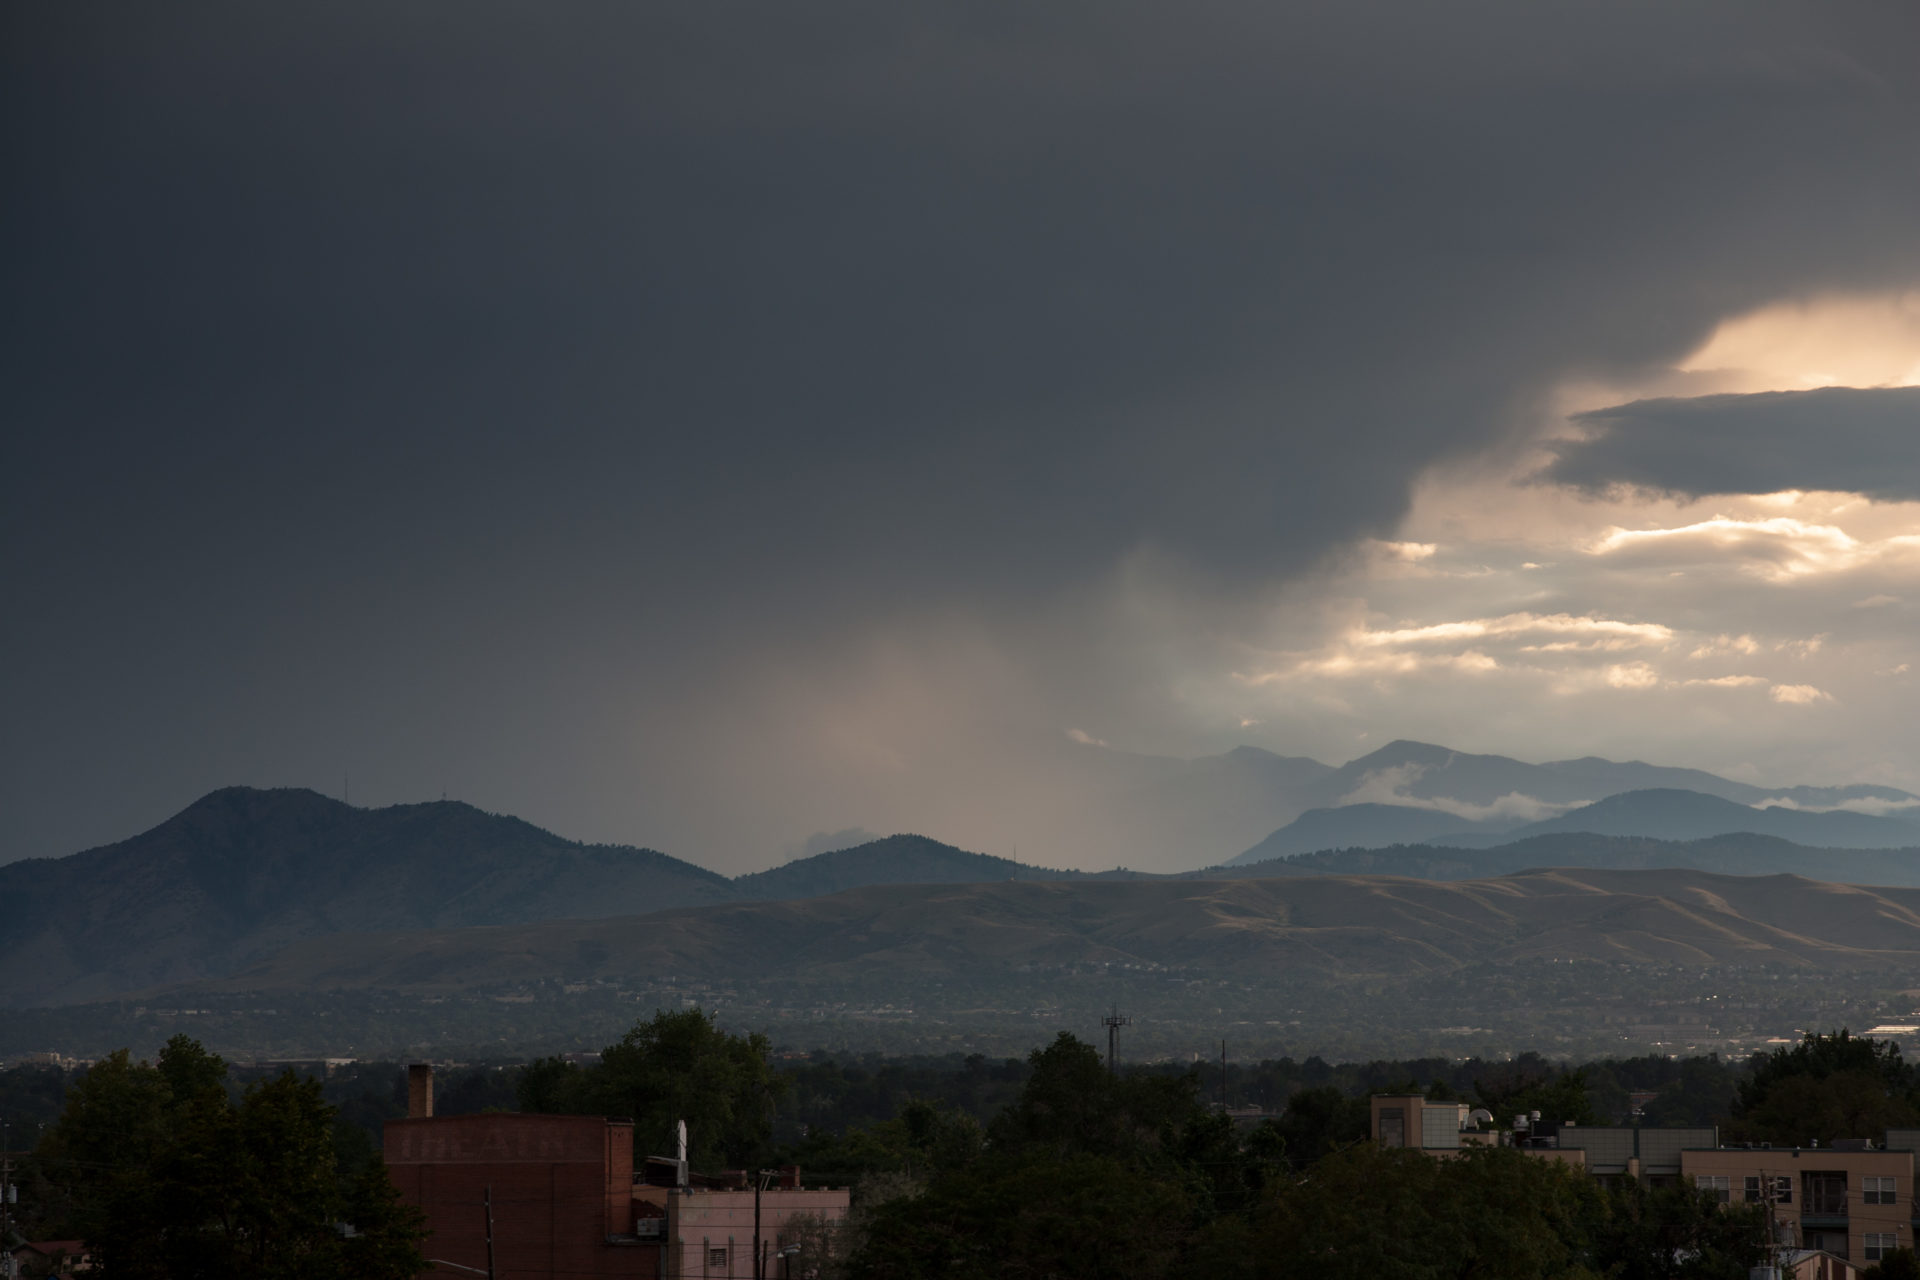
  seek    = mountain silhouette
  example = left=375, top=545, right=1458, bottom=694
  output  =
left=0, top=787, right=731, bottom=1006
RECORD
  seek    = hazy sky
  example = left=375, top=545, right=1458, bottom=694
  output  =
left=7, top=2, right=1920, bottom=872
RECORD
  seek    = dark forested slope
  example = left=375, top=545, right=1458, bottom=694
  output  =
left=0, top=787, right=732, bottom=1006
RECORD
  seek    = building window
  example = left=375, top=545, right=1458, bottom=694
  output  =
left=1805, top=1230, right=1849, bottom=1261
left=1803, top=1171, right=1847, bottom=1217
left=1743, top=1176, right=1762, bottom=1204
left=1694, top=1174, right=1731, bottom=1204
left=1378, top=1107, right=1405, bottom=1149
left=709, top=1248, right=728, bottom=1270
left=1773, top=1176, right=1792, bottom=1205
left=1866, top=1176, right=1898, bottom=1206
left=1867, top=1233, right=1898, bottom=1262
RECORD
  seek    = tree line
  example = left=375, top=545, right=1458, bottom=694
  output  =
left=11, top=1019, right=1920, bottom=1277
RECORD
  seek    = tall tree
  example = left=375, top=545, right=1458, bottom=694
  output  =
left=1250, top=1143, right=1601, bottom=1280
left=521, top=1008, right=787, bottom=1168
left=1586, top=1180, right=1768, bottom=1280
left=1730, top=1030, right=1918, bottom=1144
left=34, top=1036, right=424, bottom=1279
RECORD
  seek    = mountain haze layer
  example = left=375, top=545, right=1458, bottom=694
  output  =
left=1459, top=788, right=1920, bottom=848
left=1224, top=747, right=1920, bottom=866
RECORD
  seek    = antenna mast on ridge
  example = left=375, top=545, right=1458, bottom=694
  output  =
left=1102, top=1006, right=1131, bottom=1073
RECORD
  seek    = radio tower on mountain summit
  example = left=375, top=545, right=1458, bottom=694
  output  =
left=1102, top=1006, right=1131, bottom=1073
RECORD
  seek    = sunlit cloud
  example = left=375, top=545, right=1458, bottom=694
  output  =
left=1602, top=662, right=1660, bottom=690
left=1354, top=613, right=1672, bottom=648
left=1589, top=516, right=1920, bottom=583
left=1679, top=291, right=1920, bottom=392
left=1233, top=612, right=1680, bottom=688
left=1689, top=635, right=1761, bottom=659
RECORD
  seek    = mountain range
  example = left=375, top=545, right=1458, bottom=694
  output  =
left=7, top=736, right=1920, bottom=1008
left=1060, top=737, right=1915, bottom=870
left=0, top=789, right=1114, bottom=1006
left=1231, top=786, right=1920, bottom=864
left=0, top=788, right=730, bottom=1006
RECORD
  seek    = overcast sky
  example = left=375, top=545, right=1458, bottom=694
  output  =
left=7, top=2, right=1920, bottom=872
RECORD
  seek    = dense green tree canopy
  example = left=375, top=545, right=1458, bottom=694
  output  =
left=1867, top=1247, right=1920, bottom=1280
left=33, top=1036, right=424, bottom=1280
left=848, top=1153, right=1191, bottom=1280
left=1730, top=1030, right=1919, bottom=1145
left=516, top=1007, right=786, bottom=1167
left=1251, top=1144, right=1602, bottom=1280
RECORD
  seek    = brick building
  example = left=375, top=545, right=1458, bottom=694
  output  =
left=385, top=1066, right=849, bottom=1279
left=385, top=1111, right=657, bottom=1278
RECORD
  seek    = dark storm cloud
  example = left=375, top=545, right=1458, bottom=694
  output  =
left=5, top=2, right=1920, bottom=866
left=1547, top=387, right=1920, bottom=500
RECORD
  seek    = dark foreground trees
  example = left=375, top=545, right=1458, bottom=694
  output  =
left=33, top=1035, right=424, bottom=1280
left=836, top=1033, right=1768, bottom=1280
left=516, top=1006, right=786, bottom=1167
left=1729, top=1029, right=1920, bottom=1146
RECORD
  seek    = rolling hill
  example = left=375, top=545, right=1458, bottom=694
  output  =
left=1218, top=831, right=1920, bottom=885
left=731, top=833, right=1103, bottom=900
left=214, top=867, right=1920, bottom=995
left=1230, top=803, right=1507, bottom=864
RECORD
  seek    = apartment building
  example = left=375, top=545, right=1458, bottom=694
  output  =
left=1367, top=1092, right=1916, bottom=1265
left=1368, top=1094, right=1581, bottom=1166
left=1681, top=1143, right=1911, bottom=1266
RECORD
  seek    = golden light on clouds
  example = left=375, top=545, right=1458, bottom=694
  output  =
left=1589, top=515, right=1920, bottom=582
left=1681, top=291, right=1920, bottom=391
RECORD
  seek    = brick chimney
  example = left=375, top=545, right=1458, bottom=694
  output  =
left=407, top=1063, right=434, bottom=1118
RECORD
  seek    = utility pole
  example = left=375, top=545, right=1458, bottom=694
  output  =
left=422, top=1187, right=497, bottom=1280
left=2, top=1118, right=14, bottom=1280
left=484, top=1184, right=496, bottom=1280
left=753, top=1169, right=777, bottom=1280
left=1220, top=1040, right=1228, bottom=1111
left=1101, top=1007, right=1131, bottom=1073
